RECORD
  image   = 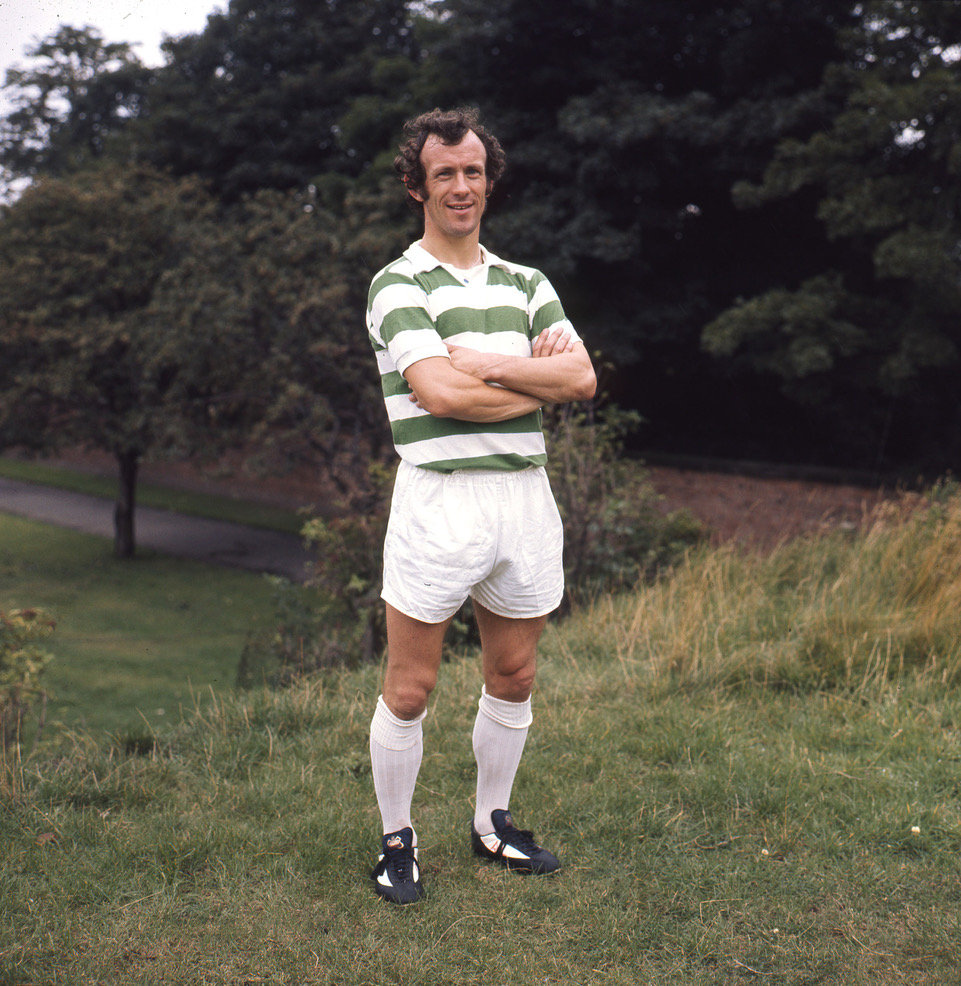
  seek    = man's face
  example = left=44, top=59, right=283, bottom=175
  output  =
left=409, top=130, right=489, bottom=243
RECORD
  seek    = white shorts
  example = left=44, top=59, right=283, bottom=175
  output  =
left=382, top=460, right=565, bottom=624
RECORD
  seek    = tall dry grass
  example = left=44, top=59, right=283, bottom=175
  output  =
left=554, top=483, right=961, bottom=697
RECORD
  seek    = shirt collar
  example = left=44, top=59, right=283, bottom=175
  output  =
left=403, top=240, right=511, bottom=275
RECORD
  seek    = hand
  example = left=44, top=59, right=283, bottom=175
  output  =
left=445, top=343, right=491, bottom=377
left=408, top=390, right=425, bottom=408
left=532, top=326, right=575, bottom=358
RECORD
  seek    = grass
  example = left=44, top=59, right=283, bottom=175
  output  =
left=3, top=485, right=961, bottom=983
left=0, top=455, right=304, bottom=535
left=0, top=514, right=281, bottom=737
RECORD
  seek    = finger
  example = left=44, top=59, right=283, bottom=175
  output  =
left=537, top=327, right=571, bottom=356
left=532, top=328, right=553, bottom=357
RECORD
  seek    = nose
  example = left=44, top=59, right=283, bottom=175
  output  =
left=452, top=169, right=470, bottom=194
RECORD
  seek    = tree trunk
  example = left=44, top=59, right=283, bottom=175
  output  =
left=114, top=450, right=139, bottom=558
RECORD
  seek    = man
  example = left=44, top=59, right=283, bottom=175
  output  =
left=365, top=107, right=596, bottom=904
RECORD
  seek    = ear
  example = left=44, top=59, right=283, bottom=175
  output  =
left=403, top=175, right=426, bottom=203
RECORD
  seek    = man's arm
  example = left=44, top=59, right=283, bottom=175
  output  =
left=447, top=326, right=597, bottom=404
left=404, top=357, right=544, bottom=422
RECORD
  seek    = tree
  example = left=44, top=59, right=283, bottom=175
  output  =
left=702, top=0, right=961, bottom=472
left=0, top=26, right=149, bottom=191
left=146, top=178, right=410, bottom=490
left=410, top=0, right=857, bottom=458
left=132, top=0, right=421, bottom=200
left=0, top=164, right=226, bottom=556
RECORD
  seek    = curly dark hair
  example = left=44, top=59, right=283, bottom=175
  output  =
left=394, top=107, right=507, bottom=213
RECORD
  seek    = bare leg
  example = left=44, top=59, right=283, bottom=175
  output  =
left=382, top=603, right=454, bottom=718
left=475, top=602, right=547, bottom=701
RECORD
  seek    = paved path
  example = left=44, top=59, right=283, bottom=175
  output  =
left=0, top=477, right=311, bottom=581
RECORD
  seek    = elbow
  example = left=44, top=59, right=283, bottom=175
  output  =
left=571, top=369, right=597, bottom=402
left=416, top=388, right=460, bottom=419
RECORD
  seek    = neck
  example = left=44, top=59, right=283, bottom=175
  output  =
left=420, top=232, right=482, bottom=269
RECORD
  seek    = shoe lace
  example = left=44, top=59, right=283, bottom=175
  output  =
left=502, top=826, right=540, bottom=854
left=386, top=846, right=417, bottom=882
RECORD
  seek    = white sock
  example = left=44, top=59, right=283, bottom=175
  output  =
left=369, top=695, right=425, bottom=841
left=472, top=686, right=533, bottom=836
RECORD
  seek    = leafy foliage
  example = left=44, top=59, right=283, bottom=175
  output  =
left=0, top=164, right=228, bottom=555
left=0, top=609, right=55, bottom=751
left=0, top=26, right=148, bottom=186
left=544, top=402, right=704, bottom=606
left=703, top=1, right=961, bottom=471
left=130, top=0, right=420, bottom=199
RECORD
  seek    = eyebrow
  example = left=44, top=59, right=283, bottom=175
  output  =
left=430, top=162, right=485, bottom=176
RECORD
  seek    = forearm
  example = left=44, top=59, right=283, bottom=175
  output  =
left=449, top=343, right=597, bottom=404
left=405, top=357, right=543, bottom=422
left=436, top=376, right=544, bottom=423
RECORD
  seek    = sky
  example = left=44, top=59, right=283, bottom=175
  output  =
left=0, top=1, right=222, bottom=83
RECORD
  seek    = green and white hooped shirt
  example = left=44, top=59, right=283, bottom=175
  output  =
left=367, top=241, right=581, bottom=473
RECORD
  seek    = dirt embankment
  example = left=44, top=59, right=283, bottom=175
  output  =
left=646, top=466, right=894, bottom=550
left=41, top=447, right=897, bottom=551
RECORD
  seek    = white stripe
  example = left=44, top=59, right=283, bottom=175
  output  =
left=371, top=280, right=429, bottom=329
left=429, top=282, right=527, bottom=317
left=400, top=430, right=546, bottom=466
left=375, top=348, right=397, bottom=375
left=445, top=330, right=531, bottom=356
left=388, top=326, right=443, bottom=355
left=384, top=393, right=428, bottom=421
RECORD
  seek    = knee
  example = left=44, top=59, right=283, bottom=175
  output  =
left=485, top=659, right=537, bottom=703
left=383, top=672, right=437, bottom=721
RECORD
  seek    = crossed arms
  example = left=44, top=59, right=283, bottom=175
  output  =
left=405, top=326, right=597, bottom=423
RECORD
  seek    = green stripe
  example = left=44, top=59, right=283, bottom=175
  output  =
left=381, top=370, right=408, bottom=398
left=531, top=298, right=566, bottom=334
left=414, top=268, right=462, bottom=291
left=418, top=452, right=548, bottom=473
left=435, top=305, right=530, bottom=340
left=379, top=306, right=432, bottom=345
left=392, top=411, right=542, bottom=446
left=368, top=266, right=418, bottom=299
left=488, top=265, right=540, bottom=300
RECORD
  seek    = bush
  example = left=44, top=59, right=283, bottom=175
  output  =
left=0, top=608, right=55, bottom=751
left=237, top=463, right=395, bottom=688
left=544, top=402, right=704, bottom=607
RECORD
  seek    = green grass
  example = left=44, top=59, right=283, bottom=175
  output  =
left=3, top=486, right=961, bottom=983
left=0, top=455, right=305, bottom=534
left=0, top=514, right=281, bottom=737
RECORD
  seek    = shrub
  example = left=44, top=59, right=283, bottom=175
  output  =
left=0, top=608, right=55, bottom=751
left=237, top=463, right=395, bottom=688
left=543, top=402, right=704, bottom=607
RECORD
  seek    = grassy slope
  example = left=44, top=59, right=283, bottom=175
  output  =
left=0, top=515, right=280, bottom=736
left=3, top=490, right=961, bottom=984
